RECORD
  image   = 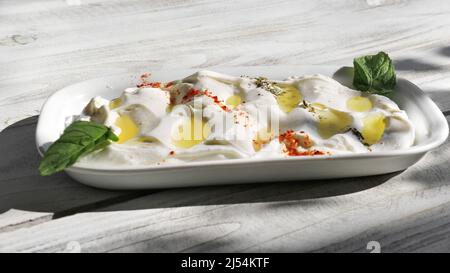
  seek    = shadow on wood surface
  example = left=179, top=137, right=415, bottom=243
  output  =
left=0, top=116, right=398, bottom=216
left=0, top=116, right=149, bottom=215
left=438, top=46, right=450, bottom=58
left=394, top=58, right=442, bottom=71
left=95, top=172, right=398, bottom=213
left=0, top=116, right=395, bottom=215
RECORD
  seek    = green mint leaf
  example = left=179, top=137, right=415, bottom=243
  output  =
left=38, top=121, right=118, bottom=176
left=353, top=51, right=396, bottom=95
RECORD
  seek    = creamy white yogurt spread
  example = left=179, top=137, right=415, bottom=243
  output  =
left=75, top=70, right=415, bottom=168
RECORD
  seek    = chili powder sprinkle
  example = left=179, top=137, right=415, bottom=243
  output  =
left=182, top=88, right=231, bottom=112
left=278, top=130, right=326, bottom=156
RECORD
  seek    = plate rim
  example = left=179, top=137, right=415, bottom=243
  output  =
left=35, top=65, right=449, bottom=174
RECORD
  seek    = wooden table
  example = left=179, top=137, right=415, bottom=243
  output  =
left=1, top=0, right=450, bottom=253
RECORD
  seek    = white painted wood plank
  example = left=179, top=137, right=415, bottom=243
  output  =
left=0, top=209, right=52, bottom=234
left=1, top=0, right=450, bottom=252
left=1, top=117, right=448, bottom=253
left=0, top=115, right=150, bottom=217
left=2, top=0, right=450, bottom=129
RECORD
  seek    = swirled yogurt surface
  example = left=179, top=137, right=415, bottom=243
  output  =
left=74, top=70, right=415, bottom=168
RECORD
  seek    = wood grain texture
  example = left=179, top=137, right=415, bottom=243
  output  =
left=0, top=115, right=153, bottom=217
left=0, top=117, right=448, bottom=253
left=0, top=209, right=51, bottom=233
left=1, top=0, right=450, bottom=252
left=2, top=0, right=450, bottom=129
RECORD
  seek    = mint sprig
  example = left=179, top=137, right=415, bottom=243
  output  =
left=353, top=51, right=396, bottom=95
left=39, top=121, right=118, bottom=176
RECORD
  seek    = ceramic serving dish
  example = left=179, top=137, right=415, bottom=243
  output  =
left=36, top=66, right=449, bottom=189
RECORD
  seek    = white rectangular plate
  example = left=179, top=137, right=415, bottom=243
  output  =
left=36, top=66, right=448, bottom=189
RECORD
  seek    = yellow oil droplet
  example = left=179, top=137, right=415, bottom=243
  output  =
left=362, top=113, right=386, bottom=145
left=276, top=86, right=302, bottom=113
left=226, top=95, right=242, bottom=109
left=115, top=115, right=139, bottom=144
left=166, top=104, right=174, bottom=113
left=109, top=98, right=123, bottom=110
left=317, top=108, right=353, bottom=139
left=310, top=102, right=326, bottom=110
left=137, top=136, right=157, bottom=143
left=347, top=96, right=373, bottom=112
left=172, top=117, right=211, bottom=148
left=253, top=127, right=274, bottom=152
